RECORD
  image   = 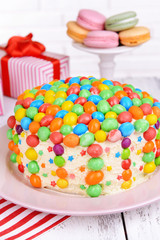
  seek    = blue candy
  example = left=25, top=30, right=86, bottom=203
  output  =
left=120, top=97, right=133, bottom=111
left=30, top=100, right=44, bottom=109
left=102, top=80, right=113, bottom=86
left=69, top=77, right=80, bottom=85
left=59, top=79, right=65, bottom=83
left=66, top=94, right=79, bottom=103
left=92, top=111, right=105, bottom=122
left=73, top=123, right=88, bottom=136
left=21, top=117, right=32, bottom=130
left=135, top=88, right=142, bottom=92
left=87, top=95, right=103, bottom=105
left=80, top=85, right=92, bottom=91
left=55, top=110, right=68, bottom=119
left=153, top=102, right=160, bottom=109
left=41, top=84, right=52, bottom=91
left=119, top=122, right=134, bottom=137
left=88, top=77, right=96, bottom=80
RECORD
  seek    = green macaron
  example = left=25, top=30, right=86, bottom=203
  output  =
left=105, top=11, right=138, bottom=32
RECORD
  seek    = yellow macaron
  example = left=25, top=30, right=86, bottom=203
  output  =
left=66, top=21, right=89, bottom=43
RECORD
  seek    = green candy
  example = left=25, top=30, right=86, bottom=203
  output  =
left=135, top=90, right=143, bottom=99
left=14, top=105, right=23, bottom=113
left=101, top=118, right=118, bottom=132
left=80, top=79, right=91, bottom=86
left=13, top=134, right=19, bottom=144
left=56, top=87, right=68, bottom=92
left=54, top=156, right=65, bottom=167
left=111, top=104, right=126, bottom=115
left=60, top=125, right=72, bottom=136
left=53, top=81, right=63, bottom=87
left=87, top=184, right=102, bottom=197
left=80, top=132, right=95, bottom=147
left=90, top=79, right=98, bottom=84
left=142, top=152, right=155, bottom=163
left=156, top=129, right=160, bottom=140
left=28, top=161, right=40, bottom=174
left=50, top=86, right=58, bottom=93
left=72, top=104, right=84, bottom=116
left=38, top=127, right=50, bottom=141
left=142, top=98, right=153, bottom=107
left=125, top=84, right=135, bottom=92
left=79, top=89, right=91, bottom=99
left=10, top=152, right=17, bottom=163
left=7, top=129, right=13, bottom=140
left=29, top=88, right=38, bottom=94
left=134, top=119, right=149, bottom=133
left=111, top=86, right=123, bottom=94
left=53, top=97, right=65, bottom=107
left=87, top=158, right=104, bottom=171
left=26, top=107, right=38, bottom=119
left=97, top=100, right=110, bottom=114
left=121, top=148, right=130, bottom=160
left=155, top=156, right=160, bottom=166
left=108, top=85, right=113, bottom=89
left=36, top=95, right=44, bottom=101
left=132, top=98, right=142, bottom=107
left=99, top=90, right=113, bottom=100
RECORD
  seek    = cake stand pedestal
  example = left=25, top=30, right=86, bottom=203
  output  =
left=72, top=42, right=137, bottom=79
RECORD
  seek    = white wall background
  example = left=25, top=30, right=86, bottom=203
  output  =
left=0, top=0, right=160, bottom=79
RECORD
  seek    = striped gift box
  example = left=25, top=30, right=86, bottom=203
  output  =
left=0, top=78, right=4, bottom=116
left=0, top=198, right=70, bottom=240
left=0, top=50, right=69, bottom=99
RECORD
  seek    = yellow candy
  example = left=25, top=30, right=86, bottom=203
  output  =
left=98, top=84, right=109, bottom=91
left=44, top=95, right=55, bottom=104
left=105, top=111, right=117, bottom=119
left=57, top=179, right=68, bottom=188
left=25, top=148, right=38, bottom=160
left=55, top=91, right=67, bottom=99
left=34, top=113, right=46, bottom=122
left=146, top=114, right=157, bottom=125
left=24, top=89, right=30, bottom=94
left=146, top=96, right=154, bottom=103
left=59, top=84, right=69, bottom=89
left=15, top=108, right=26, bottom=122
left=63, top=112, right=77, bottom=126
left=143, top=161, right=156, bottom=173
left=62, top=101, right=74, bottom=111
left=45, top=90, right=55, bottom=98
left=107, top=166, right=112, bottom=171
left=23, top=93, right=35, bottom=99
left=20, top=152, right=23, bottom=157
left=95, top=130, right=107, bottom=142
left=100, top=78, right=107, bottom=82
left=49, top=80, right=57, bottom=85
left=16, top=155, right=22, bottom=164
left=51, top=170, right=56, bottom=176
left=121, top=179, right=132, bottom=189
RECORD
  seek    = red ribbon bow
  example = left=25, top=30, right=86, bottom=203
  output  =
left=0, top=33, right=45, bottom=57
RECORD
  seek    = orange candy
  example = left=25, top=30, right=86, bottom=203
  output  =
left=85, top=170, right=104, bottom=185
left=63, top=134, right=80, bottom=148
left=46, top=105, right=61, bottom=116
left=152, top=106, right=160, bottom=118
left=8, top=141, right=15, bottom=151
left=13, top=145, right=20, bottom=155
left=115, top=90, right=128, bottom=100
left=142, top=91, right=150, bottom=98
left=155, top=139, right=160, bottom=149
left=70, top=83, right=80, bottom=87
left=92, top=81, right=101, bottom=88
left=30, top=174, right=41, bottom=188
left=17, top=93, right=25, bottom=100
left=35, top=90, right=46, bottom=98
left=83, top=101, right=97, bottom=114
left=143, top=141, right=154, bottom=153
left=50, top=118, right=63, bottom=132
left=129, top=106, right=144, bottom=120
left=56, top=168, right=68, bottom=178
left=35, top=85, right=41, bottom=90
left=122, top=169, right=132, bottom=181
left=88, top=119, right=100, bottom=133
left=29, top=121, right=40, bottom=134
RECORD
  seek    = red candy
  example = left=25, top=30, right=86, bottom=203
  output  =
left=65, top=77, right=71, bottom=84
left=50, top=132, right=63, bottom=144
left=75, top=97, right=87, bottom=106
left=26, top=135, right=39, bottom=147
left=67, top=86, right=80, bottom=96
left=18, top=164, right=24, bottom=173
left=123, top=87, right=133, bottom=94
left=80, top=77, right=88, bottom=81
left=107, top=129, right=122, bottom=142
left=39, top=103, right=51, bottom=113
left=7, top=116, right=16, bottom=128
left=112, top=81, right=121, bottom=86
left=90, top=87, right=100, bottom=95
left=121, top=159, right=131, bottom=170
left=23, top=97, right=34, bottom=109
left=15, top=100, right=23, bottom=106
left=40, top=115, right=54, bottom=127
left=117, top=111, right=132, bottom=123
left=107, top=96, right=119, bottom=106
left=156, top=149, right=160, bottom=158
left=78, top=113, right=92, bottom=125
left=140, top=103, right=152, bottom=115
left=128, top=93, right=140, bottom=100
left=87, top=144, right=103, bottom=158
left=143, top=127, right=156, bottom=141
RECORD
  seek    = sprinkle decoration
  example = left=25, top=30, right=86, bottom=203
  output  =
left=7, top=76, right=160, bottom=197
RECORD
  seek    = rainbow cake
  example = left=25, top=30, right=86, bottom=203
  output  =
left=7, top=76, right=160, bottom=197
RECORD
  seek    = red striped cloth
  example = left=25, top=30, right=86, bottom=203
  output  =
left=0, top=198, right=70, bottom=240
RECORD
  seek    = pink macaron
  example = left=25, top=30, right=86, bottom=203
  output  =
left=77, top=9, right=106, bottom=31
left=84, top=31, right=119, bottom=48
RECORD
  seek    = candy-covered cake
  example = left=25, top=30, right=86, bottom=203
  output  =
left=7, top=77, right=160, bottom=197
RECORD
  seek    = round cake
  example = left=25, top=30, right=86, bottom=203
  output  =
left=7, top=76, right=160, bottom=197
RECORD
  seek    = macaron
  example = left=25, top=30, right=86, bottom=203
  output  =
left=105, top=11, right=138, bottom=32
left=84, top=31, right=119, bottom=48
left=66, top=21, right=89, bottom=43
left=119, top=26, right=150, bottom=46
left=77, top=9, right=106, bottom=31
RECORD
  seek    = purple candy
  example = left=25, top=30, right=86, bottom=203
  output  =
left=121, top=138, right=131, bottom=149
left=53, top=144, right=64, bottom=156
left=16, top=125, right=23, bottom=135
left=155, top=120, right=160, bottom=129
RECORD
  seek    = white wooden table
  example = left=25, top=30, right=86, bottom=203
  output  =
left=1, top=77, right=160, bottom=240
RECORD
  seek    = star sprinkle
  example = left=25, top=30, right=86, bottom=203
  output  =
left=115, top=152, right=121, bottom=158
left=138, top=136, right=143, bottom=142
left=41, top=163, right=45, bottom=168
left=39, top=150, right=43, bottom=156
left=51, top=170, right=56, bottom=176
left=51, top=181, right=56, bottom=187
left=137, top=149, right=142, bottom=155
left=80, top=185, right=86, bottom=190
left=106, top=181, right=111, bottom=186
left=80, top=150, right=86, bottom=156
left=133, top=177, right=136, bottom=181
left=19, top=139, right=21, bottom=144
left=107, top=166, right=112, bottom=171
left=133, top=162, right=136, bottom=167
left=68, top=156, right=74, bottom=161
left=49, top=158, right=54, bottom=164
left=26, top=163, right=28, bottom=168
left=47, top=146, right=53, bottom=152
left=130, top=146, right=134, bottom=151
left=117, top=175, right=122, bottom=180
left=69, top=173, right=75, bottom=179
left=43, top=173, right=48, bottom=177
left=139, top=165, right=143, bottom=171
left=105, top=147, right=110, bottom=153
left=79, top=166, right=85, bottom=172
left=21, top=132, right=25, bottom=138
